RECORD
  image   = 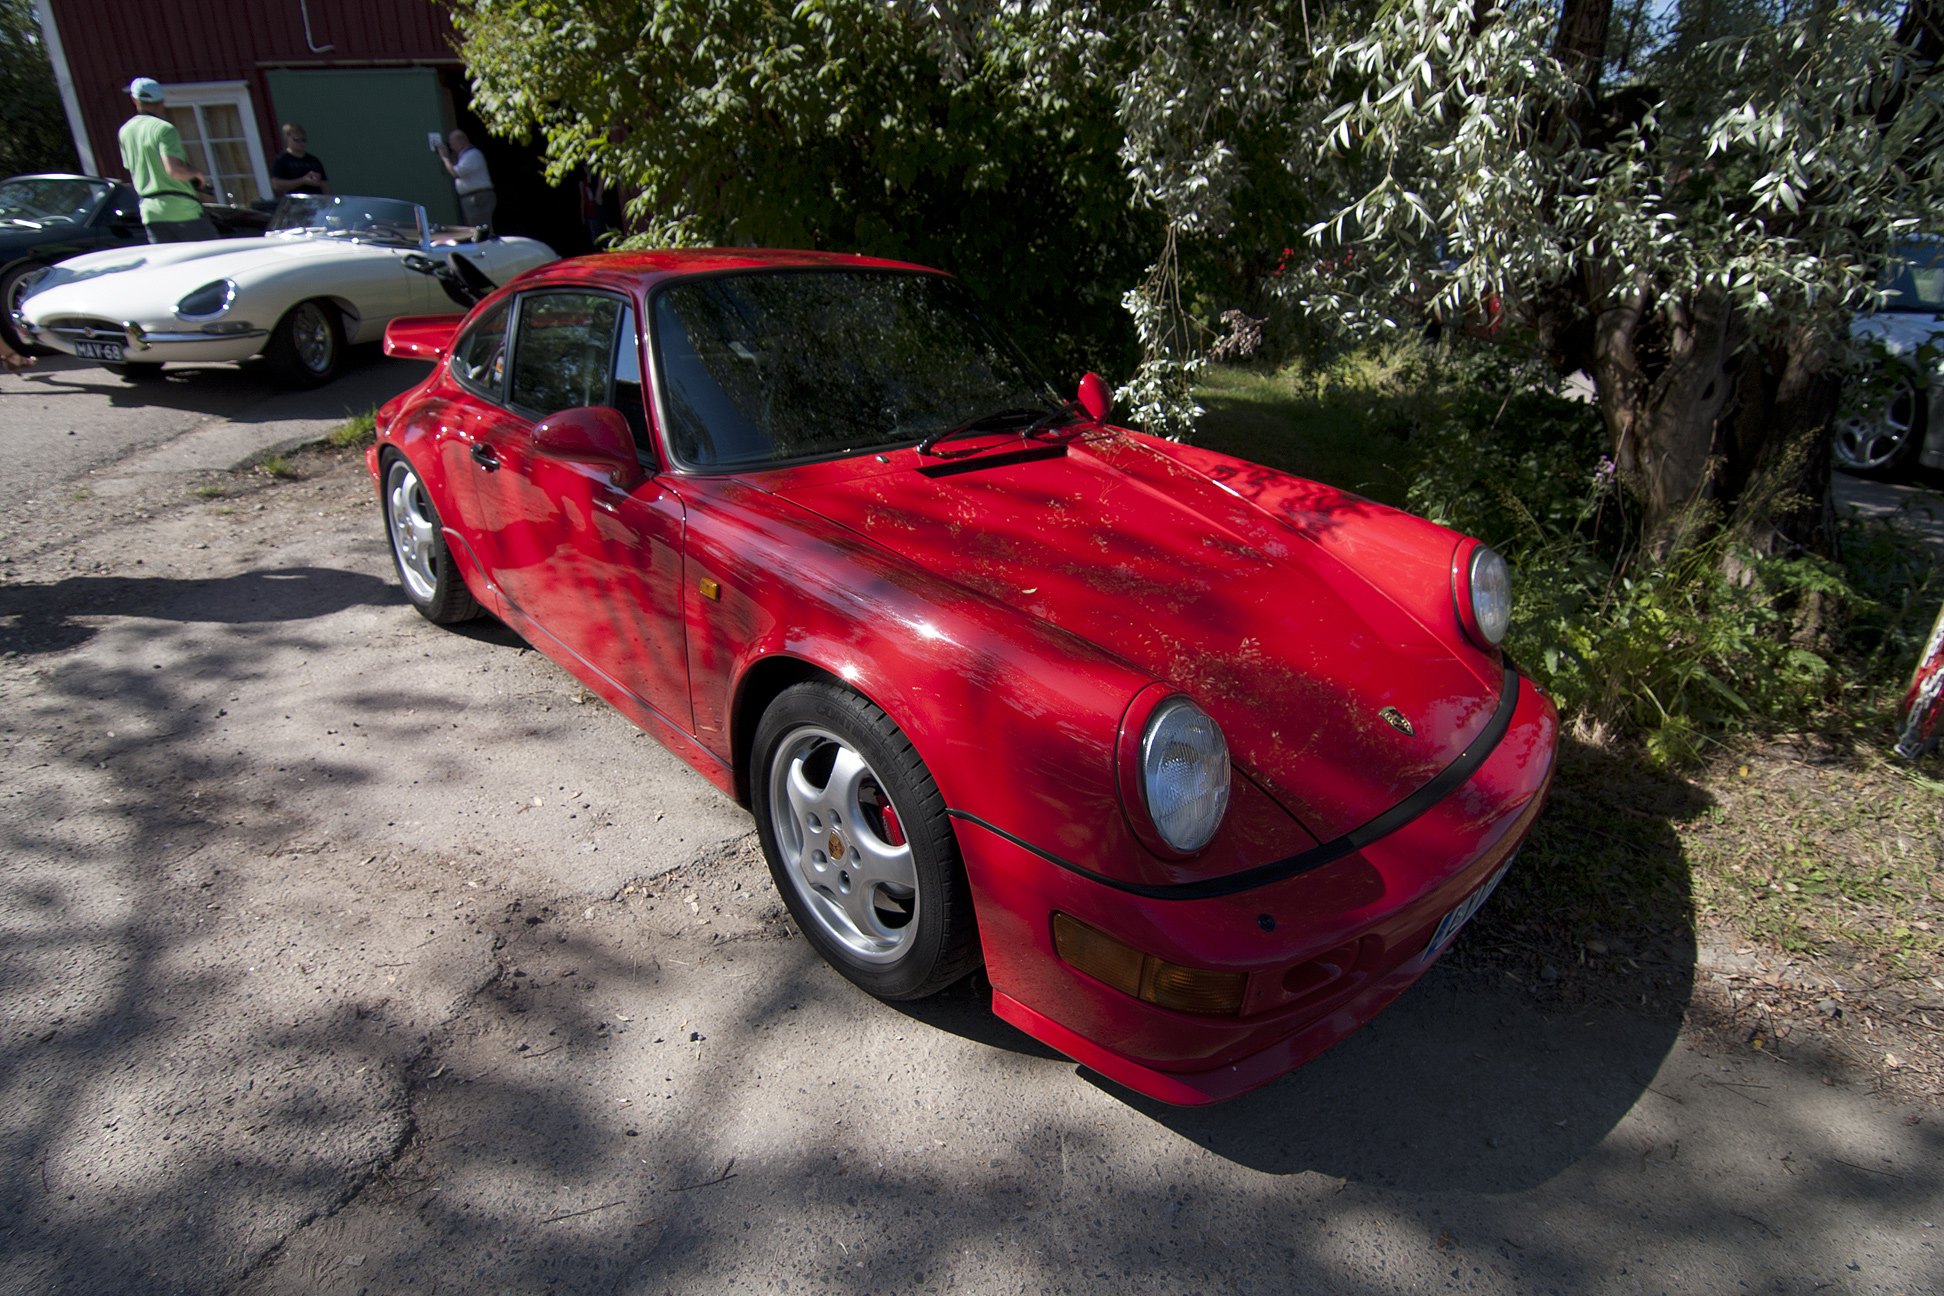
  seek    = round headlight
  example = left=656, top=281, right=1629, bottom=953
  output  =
left=1140, top=697, right=1231, bottom=853
left=1468, top=545, right=1512, bottom=647
left=175, top=279, right=235, bottom=320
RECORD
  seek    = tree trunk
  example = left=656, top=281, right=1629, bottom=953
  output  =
left=1588, top=279, right=1743, bottom=558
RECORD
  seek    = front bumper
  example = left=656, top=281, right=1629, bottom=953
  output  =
left=960, top=673, right=1558, bottom=1105
left=20, top=314, right=268, bottom=364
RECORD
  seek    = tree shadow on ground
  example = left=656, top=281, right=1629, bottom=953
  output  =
left=0, top=566, right=406, bottom=656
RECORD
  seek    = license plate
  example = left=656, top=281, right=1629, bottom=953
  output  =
left=74, top=340, right=124, bottom=363
left=1422, top=854, right=1516, bottom=958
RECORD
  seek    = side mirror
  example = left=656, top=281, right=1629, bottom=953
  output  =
left=532, top=406, right=642, bottom=487
left=1077, top=372, right=1113, bottom=423
left=382, top=313, right=464, bottom=360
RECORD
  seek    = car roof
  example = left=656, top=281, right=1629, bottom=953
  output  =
left=504, top=247, right=946, bottom=295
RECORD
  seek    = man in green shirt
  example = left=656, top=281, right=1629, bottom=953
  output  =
left=118, top=78, right=217, bottom=244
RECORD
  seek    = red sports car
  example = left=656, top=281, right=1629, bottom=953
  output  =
left=370, top=249, right=1558, bottom=1105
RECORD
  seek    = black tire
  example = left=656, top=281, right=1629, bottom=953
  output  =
left=380, top=450, right=483, bottom=624
left=0, top=261, right=52, bottom=356
left=1834, top=369, right=1927, bottom=481
left=103, top=361, right=165, bottom=382
left=752, top=681, right=981, bottom=1000
left=263, top=298, right=343, bottom=388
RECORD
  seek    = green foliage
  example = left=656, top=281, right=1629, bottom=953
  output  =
left=326, top=409, right=377, bottom=449
left=450, top=0, right=1159, bottom=379
left=0, top=0, right=75, bottom=177
left=1404, top=349, right=1806, bottom=759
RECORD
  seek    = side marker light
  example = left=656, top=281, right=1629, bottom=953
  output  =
left=1052, top=913, right=1246, bottom=1015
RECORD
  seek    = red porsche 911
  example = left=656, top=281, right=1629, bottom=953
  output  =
left=371, top=249, right=1558, bottom=1105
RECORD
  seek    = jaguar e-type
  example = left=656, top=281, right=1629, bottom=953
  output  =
left=0, top=171, right=269, bottom=354
left=13, top=194, right=554, bottom=387
left=369, top=249, right=1559, bottom=1105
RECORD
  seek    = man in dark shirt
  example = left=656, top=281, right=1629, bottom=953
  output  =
left=269, top=124, right=329, bottom=197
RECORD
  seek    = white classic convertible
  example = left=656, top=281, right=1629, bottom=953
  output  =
left=11, top=195, right=556, bottom=387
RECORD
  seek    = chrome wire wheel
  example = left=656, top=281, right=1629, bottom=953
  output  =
left=767, top=724, right=919, bottom=965
left=290, top=301, right=335, bottom=374
left=1834, top=371, right=1923, bottom=474
left=386, top=458, right=441, bottom=604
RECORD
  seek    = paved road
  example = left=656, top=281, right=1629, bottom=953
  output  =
left=0, top=359, right=1938, bottom=1296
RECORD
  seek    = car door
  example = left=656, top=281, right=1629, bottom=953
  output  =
left=475, top=289, right=691, bottom=727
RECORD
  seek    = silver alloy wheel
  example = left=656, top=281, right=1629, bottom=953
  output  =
left=385, top=458, right=441, bottom=603
left=1834, top=371, right=1921, bottom=471
left=290, top=301, right=334, bottom=374
left=767, top=724, right=919, bottom=965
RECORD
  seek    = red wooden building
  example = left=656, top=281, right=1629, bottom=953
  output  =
left=32, top=0, right=579, bottom=247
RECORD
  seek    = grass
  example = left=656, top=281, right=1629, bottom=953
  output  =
left=326, top=408, right=377, bottom=449
left=255, top=455, right=298, bottom=480
left=191, top=482, right=227, bottom=499
left=1193, top=360, right=1420, bottom=506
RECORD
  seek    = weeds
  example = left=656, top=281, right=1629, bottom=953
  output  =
left=327, top=409, right=377, bottom=449
left=255, top=455, right=298, bottom=480
left=191, top=482, right=226, bottom=499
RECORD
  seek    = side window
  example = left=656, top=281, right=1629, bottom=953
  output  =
left=450, top=299, right=511, bottom=399
left=610, top=306, right=654, bottom=459
left=509, top=291, right=623, bottom=419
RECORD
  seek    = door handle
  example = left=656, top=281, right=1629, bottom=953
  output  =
left=470, top=442, right=499, bottom=471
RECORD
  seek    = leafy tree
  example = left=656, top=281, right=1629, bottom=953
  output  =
left=450, top=0, right=1162, bottom=377
left=0, top=0, right=76, bottom=177
left=1288, top=0, right=1944, bottom=557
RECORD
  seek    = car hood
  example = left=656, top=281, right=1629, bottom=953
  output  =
left=21, top=235, right=378, bottom=317
left=1853, top=310, right=1944, bottom=365
left=767, top=433, right=1505, bottom=842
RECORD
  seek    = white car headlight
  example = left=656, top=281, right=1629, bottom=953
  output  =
left=1465, top=545, right=1512, bottom=647
left=1140, top=697, right=1231, bottom=853
left=175, top=279, right=236, bottom=320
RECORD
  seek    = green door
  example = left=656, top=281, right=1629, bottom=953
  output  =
left=264, top=69, right=458, bottom=222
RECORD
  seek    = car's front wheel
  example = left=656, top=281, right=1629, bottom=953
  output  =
left=752, top=681, right=981, bottom=1000
left=1834, top=369, right=1927, bottom=481
left=381, top=452, right=483, bottom=624
left=0, top=261, right=51, bottom=356
left=264, top=299, right=343, bottom=388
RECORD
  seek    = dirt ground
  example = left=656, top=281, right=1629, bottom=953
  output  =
left=0, top=361, right=1939, bottom=1296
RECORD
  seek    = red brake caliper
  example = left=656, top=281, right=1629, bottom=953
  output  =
left=880, top=802, right=905, bottom=847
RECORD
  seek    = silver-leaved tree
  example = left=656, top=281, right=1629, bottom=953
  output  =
left=1285, top=0, right=1944, bottom=556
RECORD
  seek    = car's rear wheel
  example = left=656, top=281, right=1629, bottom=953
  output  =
left=264, top=299, right=343, bottom=388
left=381, top=451, right=483, bottom=624
left=752, top=681, right=980, bottom=1000
left=1834, top=369, right=1927, bottom=481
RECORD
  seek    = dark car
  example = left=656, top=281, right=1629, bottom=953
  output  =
left=0, top=173, right=269, bottom=353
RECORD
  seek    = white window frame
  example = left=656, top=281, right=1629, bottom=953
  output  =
left=158, top=80, right=273, bottom=207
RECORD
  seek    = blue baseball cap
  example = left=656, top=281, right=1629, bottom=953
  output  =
left=128, top=77, right=164, bottom=102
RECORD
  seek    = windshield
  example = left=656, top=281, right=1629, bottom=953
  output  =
left=270, top=194, right=424, bottom=248
left=1882, top=239, right=1944, bottom=313
left=0, top=177, right=109, bottom=229
left=651, top=269, right=1061, bottom=469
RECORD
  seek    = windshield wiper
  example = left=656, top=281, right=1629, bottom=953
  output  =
left=916, top=405, right=1071, bottom=456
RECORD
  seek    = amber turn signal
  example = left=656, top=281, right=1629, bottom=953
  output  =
left=1052, top=913, right=1247, bottom=1015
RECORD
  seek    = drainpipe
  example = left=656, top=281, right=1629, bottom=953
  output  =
left=31, top=0, right=96, bottom=176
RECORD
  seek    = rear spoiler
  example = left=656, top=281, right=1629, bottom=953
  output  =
left=382, top=314, right=465, bottom=360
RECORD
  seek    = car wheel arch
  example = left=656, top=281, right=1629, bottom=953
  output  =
left=730, top=656, right=869, bottom=806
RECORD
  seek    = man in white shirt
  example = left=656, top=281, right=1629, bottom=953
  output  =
left=436, top=130, right=495, bottom=230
